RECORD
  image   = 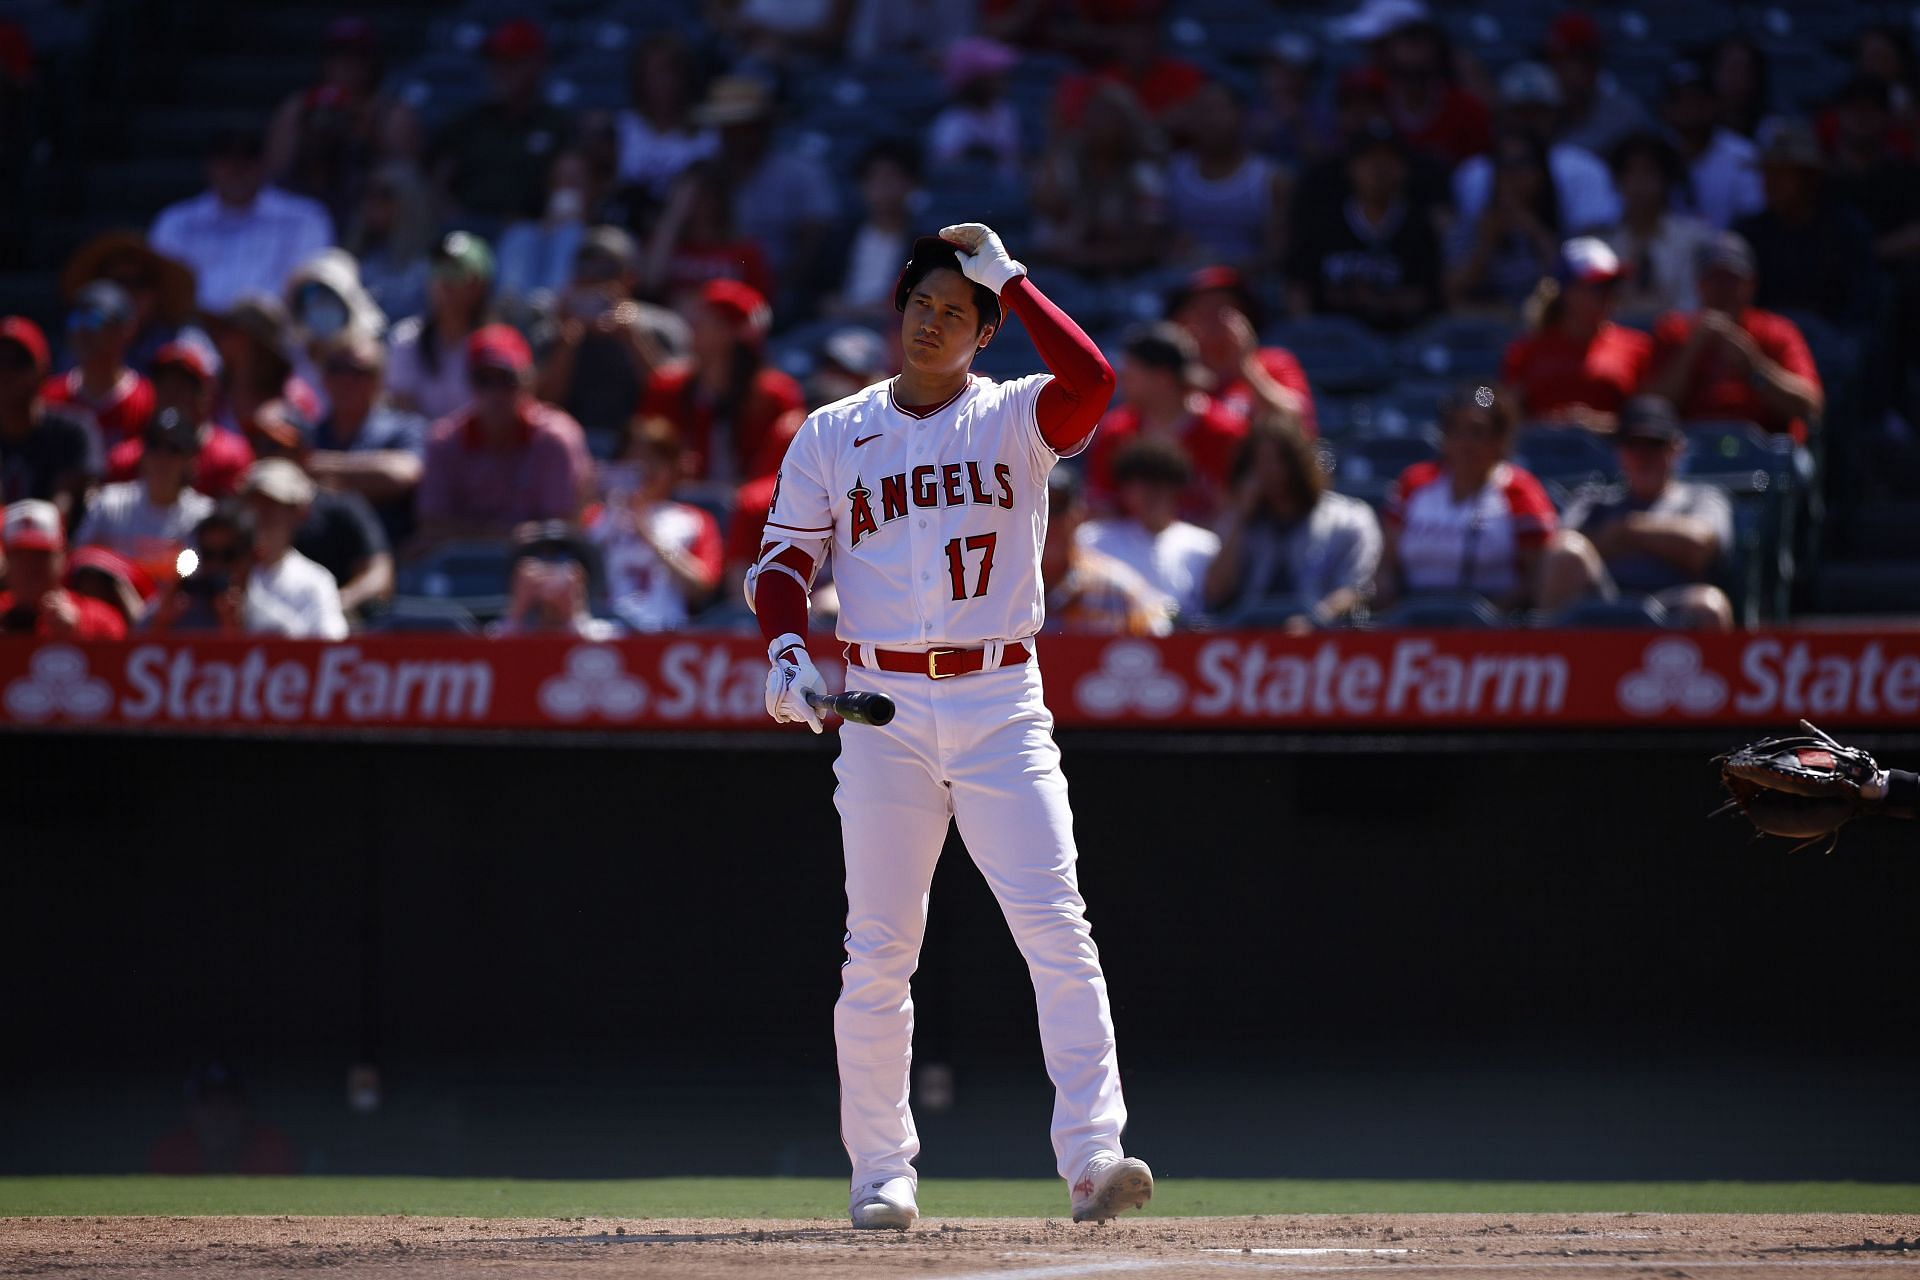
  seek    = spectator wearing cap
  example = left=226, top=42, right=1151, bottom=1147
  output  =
left=1042, top=468, right=1171, bottom=637
left=237, top=458, right=349, bottom=639
left=1446, top=131, right=1565, bottom=315
left=1502, top=237, right=1652, bottom=429
left=1375, top=385, right=1558, bottom=615
left=343, top=161, right=434, bottom=324
left=643, top=161, right=777, bottom=305
left=1543, top=11, right=1651, bottom=159
left=306, top=331, right=427, bottom=546
left=1287, top=124, right=1443, bottom=332
left=206, top=294, right=322, bottom=452
left=387, top=232, right=496, bottom=422
left=0, top=317, right=96, bottom=520
left=1600, top=132, right=1715, bottom=315
left=149, top=130, right=335, bottom=313
left=58, top=230, right=204, bottom=374
left=1080, top=436, right=1220, bottom=621
left=614, top=32, right=718, bottom=200
left=1451, top=61, right=1619, bottom=237
left=1167, top=82, right=1288, bottom=273
left=534, top=226, right=664, bottom=450
left=1088, top=324, right=1246, bottom=522
left=641, top=279, right=803, bottom=484
left=1202, top=413, right=1381, bottom=628
left=40, top=281, right=155, bottom=444
left=64, top=546, right=153, bottom=633
left=1536, top=396, right=1734, bottom=630
left=415, top=325, right=591, bottom=547
left=489, top=520, right=618, bottom=639
left=1340, top=1, right=1490, bottom=167
left=587, top=417, right=722, bottom=631
left=284, top=248, right=387, bottom=409
left=105, top=343, right=255, bottom=499
left=1032, top=81, right=1170, bottom=277
left=1050, top=8, right=1206, bottom=130
left=818, top=141, right=921, bottom=322
left=0, top=499, right=126, bottom=639
left=75, top=408, right=216, bottom=587
left=1660, top=59, right=1764, bottom=230
left=928, top=37, right=1024, bottom=179
left=264, top=14, right=423, bottom=226
left=1167, top=267, right=1317, bottom=435
left=430, top=18, right=575, bottom=230
left=1731, top=119, right=1877, bottom=327
left=697, top=76, right=837, bottom=299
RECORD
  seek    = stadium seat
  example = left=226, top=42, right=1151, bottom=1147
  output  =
left=1329, top=433, right=1437, bottom=504
left=1512, top=425, right=1616, bottom=486
left=1395, top=315, right=1516, bottom=381
left=1550, top=595, right=1671, bottom=629
left=369, top=597, right=482, bottom=635
left=1377, top=593, right=1507, bottom=629
left=1265, top=315, right=1395, bottom=393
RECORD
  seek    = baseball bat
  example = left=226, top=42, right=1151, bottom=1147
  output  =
left=805, top=688, right=897, bottom=726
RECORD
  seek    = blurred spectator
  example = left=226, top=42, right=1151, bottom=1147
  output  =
left=236, top=459, right=349, bottom=638
left=148, top=1064, right=297, bottom=1176
left=1451, top=62, right=1618, bottom=237
left=1086, top=323, right=1246, bottom=523
left=342, top=161, right=434, bottom=324
left=1080, top=436, right=1218, bottom=621
left=75, top=408, right=215, bottom=587
left=1732, top=119, right=1876, bottom=327
left=306, top=331, right=426, bottom=546
left=588, top=417, right=722, bottom=631
left=40, top=281, right=154, bottom=443
left=805, top=326, right=890, bottom=408
left=150, top=129, right=334, bottom=313
left=1537, top=395, right=1734, bottom=629
left=1341, top=1, right=1490, bottom=167
left=698, top=76, right=837, bottom=297
left=533, top=227, right=659, bottom=447
left=1052, top=9, right=1204, bottom=129
left=1202, top=413, right=1380, bottom=628
left=242, top=411, right=392, bottom=624
left=614, top=32, right=717, bottom=199
left=387, top=232, right=495, bottom=422
left=1601, top=133, right=1713, bottom=314
left=1032, top=81, right=1168, bottom=276
left=0, top=317, right=95, bottom=519
left=1707, top=34, right=1768, bottom=141
left=1544, top=11, right=1650, bottom=158
left=820, top=141, right=919, bottom=320
left=1446, top=131, right=1564, bottom=314
left=64, top=546, right=152, bottom=633
left=1376, top=385, right=1556, bottom=614
left=1825, top=77, right=1920, bottom=259
left=1502, top=237, right=1651, bottom=428
left=285, top=249, right=388, bottom=404
left=1849, top=26, right=1918, bottom=125
left=495, top=150, right=592, bottom=303
left=643, top=161, right=777, bottom=303
left=1287, top=124, right=1443, bottom=332
left=1247, top=33, right=1331, bottom=169
left=415, top=325, right=590, bottom=546
left=1644, top=231, right=1824, bottom=441
left=845, top=0, right=977, bottom=60
left=145, top=505, right=256, bottom=633
left=1291, top=65, right=1454, bottom=242
left=1041, top=467, right=1170, bottom=636
left=1661, top=59, right=1764, bottom=229
left=641, top=279, right=802, bottom=483
left=489, top=521, right=617, bottom=639
left=206, top=295, right=320, bottom=447
left=929, top=38, right=1024, bottom=178
left=430, top=18, right=574, bottom=229
left=723, top=407, right=808, bottom=598
left=58, top=231, right=203, bottom=373
left=1167, top=82, right=1287, bottom=272
left=264, top=15, right=422, bottom=226
left=104, top=343, right=254, bottom=500
left=1166, top=267, right=1315, bottom=433
left=0, top=499, right=125, bottom=639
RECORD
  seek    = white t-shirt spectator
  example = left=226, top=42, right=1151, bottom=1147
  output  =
left=247, top=548, right=349, bottom=639
left=1078, top=517, right=1220, bottom=619
left=928, top=102, right=1023, bottom=177
left=75, top=481, right=215, bottom=582
left=149, top=187, right=335, bottom=312
left=1603, top=212, right=1715, bottom=312
left=588, top=500, right=723, bottom=632
left=1452, top=143, right=1620, bottom=234
left=1684, top=129, right=1765, bottom=230
left=385, top=316, right=473, bottom=423
left=614, top=114, right=718, bottom=196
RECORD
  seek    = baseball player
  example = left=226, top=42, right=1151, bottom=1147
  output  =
left=747, top=224, right=1152, bottom=1229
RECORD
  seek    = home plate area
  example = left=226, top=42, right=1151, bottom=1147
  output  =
left=6, top=1213, right=1919, bottom=1279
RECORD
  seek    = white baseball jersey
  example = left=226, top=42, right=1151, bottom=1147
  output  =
left=760, top=372, right=1083, bottom=648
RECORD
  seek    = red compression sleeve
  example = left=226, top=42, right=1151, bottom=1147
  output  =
left=1002, top=276, right=1116, bottom=452
left=753, top=544, right=815, bottom=652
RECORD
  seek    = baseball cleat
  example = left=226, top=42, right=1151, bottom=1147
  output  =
left=850, top=1175, right=919, bottom=1230
left=1070, top=1155, right=1153, bottom=1223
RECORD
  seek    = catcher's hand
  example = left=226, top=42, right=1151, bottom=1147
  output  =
left=764, top=633, right=825, bottom=734
left=938, top=222, right=1026, bottom=295
left=1713, top=720, right=1887, bottom=853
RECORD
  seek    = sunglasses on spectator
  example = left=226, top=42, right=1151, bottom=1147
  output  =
left=469, top=368, right=519, bottom=391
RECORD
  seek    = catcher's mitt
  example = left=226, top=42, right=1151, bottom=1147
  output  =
left=1713, top=720, right=1884, bottom=853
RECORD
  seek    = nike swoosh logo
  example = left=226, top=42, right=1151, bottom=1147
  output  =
left=853, top=434, right=883, bottom=448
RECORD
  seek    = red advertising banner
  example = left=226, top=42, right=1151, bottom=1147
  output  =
left=1, top=629, right=1918, bottom=735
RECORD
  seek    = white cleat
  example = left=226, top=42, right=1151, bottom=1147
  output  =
left=1070, top=1155, right=1154, bottom=1223
left=849, top=1175, right=919, bottom=1230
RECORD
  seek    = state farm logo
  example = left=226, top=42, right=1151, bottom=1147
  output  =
left=1076, top=640, right=1186, bottom=718
left=1618, top=637, right=1728, bottom=716
left=539, top=645, right=648, bottom=721
left=3, top=645, right=111, bottom=723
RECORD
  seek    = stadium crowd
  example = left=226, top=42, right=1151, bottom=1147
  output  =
left=3, top=0, right=1917, bottom=642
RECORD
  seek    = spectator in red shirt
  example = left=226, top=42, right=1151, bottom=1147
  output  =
left=1643, top=230, right=1824, bottom=441
left=1502, top=236, right=1652, bottom=429
left=105, top=342, right=255, bottom=498
left=148, top=1063, right=298, bottom=1176
left=1051, top=7, right=1205, bottom=129
left=41, top=281, right=155, bottom=444
left=642, top=279, right=802, bottom=484
left=0, top=499, right=127, bottom=639
left=1338, top=1, right=1490, bottom=167
left=415, top=325, right=592, bottom=548
left=1085, top=322, right=1247, bottom=523
left=1166, top=266, right=1317, bottom=434
left=0, top=317, right=96, bottom=522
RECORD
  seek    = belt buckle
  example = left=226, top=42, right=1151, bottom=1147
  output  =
left=926, top=648, right=958, bottom=679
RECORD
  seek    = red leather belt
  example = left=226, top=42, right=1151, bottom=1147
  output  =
left=849, top=642, right=1031, bottom=680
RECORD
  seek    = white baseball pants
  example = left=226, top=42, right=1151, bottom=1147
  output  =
left=831, top=655, right=1128, bottom=1202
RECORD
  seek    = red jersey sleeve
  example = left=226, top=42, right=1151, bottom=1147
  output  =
left=1257, top=347, right=1318, bottom=436
left=1501, top=465, right=1558, bottom=546
left=1002, top=275, right=1116, bottom=452
left=1384, top=460, right=1443, bottom=528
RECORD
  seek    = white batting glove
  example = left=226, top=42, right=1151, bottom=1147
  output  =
left=764, top=632, right=825, bottom=733
left=939, top=222, right=1026, bottom=295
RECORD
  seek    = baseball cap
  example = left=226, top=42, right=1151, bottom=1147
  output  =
left=575, top=225, right=638, bottom=273
left=68, top=280, right=135, bottom=332
left=152, top=340, right=214, bottom=383
left=240, top=457, right=317, bottom=507
left=1499, top=60, right=1563, bottom=107
left=1123, top=321, right=1207, bottom=386
left=701, top=278, right=772, bottom=341
left=466, top=323, right=532, bottom=375
left=819, top=326, right=888, bottom=379
left=67, top=545, right=155, bottom=602
left=432, top=230, right=496, bottom=284
left=1615, top=395, right=1685, bottom=445
left=1696, top=229, right=1756, bottom=279
left=145, top=407, right=202, bottom=455
left=1545, top=11, right=1602, bottom=56
left=1165, top=265, right=1262, bottom=327
left=893, top=235, right=1002, bottom=330
left=213, top=293, right=294, bottom=363
left=1558, top=236, right=1622, bottom=285
left=0, top=316, right=50, bottom=372
left=943, top=36, right=1019, bottom=93
left=483, top=17, right=545, bottom=61
left=3, top=499, right=63, bottom=553
left=692, top=76, right=774, bottom=127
